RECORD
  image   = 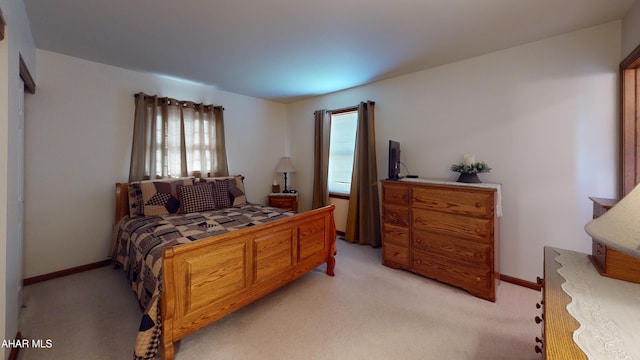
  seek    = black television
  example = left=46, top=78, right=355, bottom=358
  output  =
left=388, top=140, right=401, bottom=180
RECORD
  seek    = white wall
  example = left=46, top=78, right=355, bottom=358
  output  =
left=0, top=0, right=35, bottom=357
left=23, top=49, right=287, bottom=278
left=287, top=22, right=620, bottom=282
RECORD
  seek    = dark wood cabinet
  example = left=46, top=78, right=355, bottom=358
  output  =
left=381, top=179, right=500, bottom=301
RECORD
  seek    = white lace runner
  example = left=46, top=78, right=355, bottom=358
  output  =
left=555, top=249, right=640, bottom=360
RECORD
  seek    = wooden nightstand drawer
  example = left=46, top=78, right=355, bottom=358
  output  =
left=268, top=194, right=298, bottom=212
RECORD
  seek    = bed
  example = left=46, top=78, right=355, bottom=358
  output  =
left=110, top=176, right=336, bottom=360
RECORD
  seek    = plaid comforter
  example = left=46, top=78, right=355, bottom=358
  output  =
left=111, top=204, right=294, bottom=360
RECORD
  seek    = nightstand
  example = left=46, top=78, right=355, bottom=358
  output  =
left=268, top=193, right=298, bottom=212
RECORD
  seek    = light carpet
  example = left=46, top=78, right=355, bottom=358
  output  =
left=18, top=239, right=542, bottom=360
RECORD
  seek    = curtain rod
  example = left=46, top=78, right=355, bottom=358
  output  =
left=315, top=101, right=376, bottom=115
left=134, top=93, right=224, bottom=111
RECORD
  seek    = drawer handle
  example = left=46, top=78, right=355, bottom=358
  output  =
left=476, top=277, right=481, bottom=282
left=475, top=202, right=481, bottom=208
left=393, top=194, right=398, bottom=198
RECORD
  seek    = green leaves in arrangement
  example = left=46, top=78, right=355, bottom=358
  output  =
left=450, top=162, right=492, bottom=174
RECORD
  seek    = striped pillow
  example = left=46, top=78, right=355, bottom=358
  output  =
left=178, top=184, right=216, bottom=214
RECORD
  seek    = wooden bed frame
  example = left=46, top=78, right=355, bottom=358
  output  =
left=115, top=183, right=337, bottom=360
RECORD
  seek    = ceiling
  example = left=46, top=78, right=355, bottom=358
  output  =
left=24, top=0, right=636, bottom=103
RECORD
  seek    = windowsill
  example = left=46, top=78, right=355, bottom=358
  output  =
left=329, top=192, right=350, bottom=200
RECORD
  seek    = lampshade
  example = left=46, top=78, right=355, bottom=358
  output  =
left=275, top=157, right=296, bottom=173
left=585, top=183, right=640, bottom=258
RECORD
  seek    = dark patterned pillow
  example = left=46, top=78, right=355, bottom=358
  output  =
left=229, top=175, right=247, bottom=206
left=213, top=179, right=231, bottom=209
left=128, top=183, right=145, bottom=218
left=137, top=177, right=194, bottom=216
left=200, top=175, right=247, bottom=206
left=177, top=184, right=216, bottom=213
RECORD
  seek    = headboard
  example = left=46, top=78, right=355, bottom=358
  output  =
left=115, top=182, right=130, bottom=224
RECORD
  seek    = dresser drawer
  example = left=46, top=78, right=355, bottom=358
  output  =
left=412, top=250, right=493, bottom=300
left=383, top=242, right=410, bottom=268
left=383, top=205, right=409, bottom=227
left=382, top=223, right=409, bottom=247
left=383, top=183, right=409, bottom=206
left=412, top=186, right=494, bottom=218
left=412, top=230, right=491, bottom=268
left=412, top=208, right=492, bottom=243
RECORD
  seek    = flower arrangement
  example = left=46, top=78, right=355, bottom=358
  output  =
left=450, top=161, right=492, bottom=174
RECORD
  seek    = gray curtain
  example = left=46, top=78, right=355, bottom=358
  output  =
left=312, top=109, right=330, bottom=209
left=345, top=101, right=381, bottom=247
left=128, top=92, right=228, bottom=182
left=212, top=106, right=229, bottom=177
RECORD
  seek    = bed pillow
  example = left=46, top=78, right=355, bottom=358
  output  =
left=177, top=183, right=216, bottom=214
left=200, top=175, right=247, bottom=206
left=228, top=175, right=247, bottom=206
left=128, top=177, right=194, bottom=217
left=212, top=179, right=232, bottom=209
left=128, top=183, right=145, bottom=218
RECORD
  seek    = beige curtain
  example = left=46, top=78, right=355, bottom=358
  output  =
left=345, top=101, right=381, bottom=247
left=128, top=92, right=228, bottom=182
left=312, top=109, right=331, bottom=209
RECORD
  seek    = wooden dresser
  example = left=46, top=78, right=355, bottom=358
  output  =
left=380, top=179, right=500, bottom=302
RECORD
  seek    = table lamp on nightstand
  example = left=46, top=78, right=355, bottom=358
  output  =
left=275, top=156, right=296, bottom=193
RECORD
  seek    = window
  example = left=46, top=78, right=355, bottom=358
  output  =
left=328, top=109, right=358, bottom=195
left=129, top=94, right=228, bottom=182
left=151, top=104, right=216, bottom=178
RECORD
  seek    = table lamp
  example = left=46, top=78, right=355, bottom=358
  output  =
left=275, top=157, right=296, bottom=193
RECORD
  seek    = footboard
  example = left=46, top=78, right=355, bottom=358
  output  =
left=160, top=205, right=336, bottom=360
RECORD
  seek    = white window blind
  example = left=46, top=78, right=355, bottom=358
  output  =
left=328, top=111, right=357, bottom=194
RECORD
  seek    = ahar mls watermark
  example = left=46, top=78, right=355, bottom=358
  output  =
left=1, top=338, right=53, bottom=349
